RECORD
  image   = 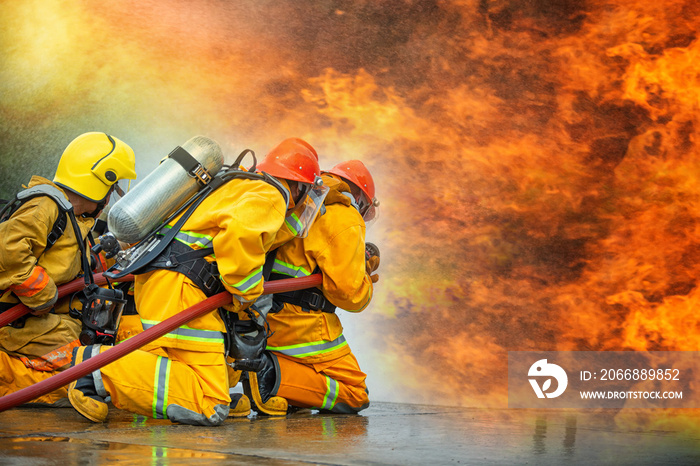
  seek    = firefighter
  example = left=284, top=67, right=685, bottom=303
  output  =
left=0, top=132, right=137, bottom=405
left=243, top=159, right=379, bottom=415
left=67, top=138, right=327, bottom=426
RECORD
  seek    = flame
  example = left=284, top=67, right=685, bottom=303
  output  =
left=2, top=0, right=700, bottom=430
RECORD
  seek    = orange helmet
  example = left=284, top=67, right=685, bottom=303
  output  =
left=257, top=138, right=328, bottom=238
left=257, top=138, right=320, bottom=184
left=327, top=159, right=379, bottom=225
left=327, top=160, right=375, bottom=200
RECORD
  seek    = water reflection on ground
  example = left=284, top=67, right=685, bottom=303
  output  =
left=1, top=403, right=699, bottom=465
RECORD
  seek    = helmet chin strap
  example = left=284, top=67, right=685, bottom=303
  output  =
left=80, top=185, right=114, bottom=218
left=81, top=200, right=106, bottom=219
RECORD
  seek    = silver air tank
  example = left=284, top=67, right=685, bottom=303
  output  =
left=107, top=136, right=224, bottom=244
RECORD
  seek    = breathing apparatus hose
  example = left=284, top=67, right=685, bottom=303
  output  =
left=0, top=273, right=322, bottom=412
left=0, top=273, right=135, bottom=328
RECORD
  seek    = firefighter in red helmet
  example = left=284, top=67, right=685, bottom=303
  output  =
left=68, top=137, right=326, bottom=426
left=326, top=159, right=379, bottom=229
left=242, top=159, right=379, bottom=415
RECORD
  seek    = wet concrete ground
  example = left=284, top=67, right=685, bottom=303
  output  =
left=1, top=402, right=699, bottom=465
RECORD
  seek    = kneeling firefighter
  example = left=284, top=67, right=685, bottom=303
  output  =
left=0, top=132, right=137, bottom=406
left=247, top=159, right=380, bottom=415
left=67, top=136, right=328, bottom=426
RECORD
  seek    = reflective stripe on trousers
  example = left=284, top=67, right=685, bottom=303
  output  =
left=153, top=356, right=172, bottom=419
left=266, top=334, right=347, bottom=358
left=320, top=375, right=339, bottom=410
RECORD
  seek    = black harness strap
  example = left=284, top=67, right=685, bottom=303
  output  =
left=168, top=146, right=213, bottom=186
left=268, top=271, right=336, bottom=313
left=263, top=248, right=278, bottom=283
left=168, top=146, right=200, bottom=173
left=140, top=240, right=224, bottom=297
left=46, top=214, right=67, bottom=251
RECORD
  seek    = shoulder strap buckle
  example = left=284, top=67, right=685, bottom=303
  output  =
left=303, top=291, right=326, bottom=310
left=168, top=146, right=214, bottom=187
left=191, top=164, right=213, bottom=185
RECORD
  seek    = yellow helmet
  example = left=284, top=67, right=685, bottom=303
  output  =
left=53, top=132, right=137, bottom=202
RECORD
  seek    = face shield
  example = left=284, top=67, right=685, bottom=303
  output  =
left=357, top=192, right=380, bottom=229
left=113, top=179, right=131, bottom=198
left=107, top=178, right=133, bottom=210
left=285, top=176, right=329, bottom=238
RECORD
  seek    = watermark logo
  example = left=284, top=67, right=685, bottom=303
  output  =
left=510, top=351, right=695, bottom=408
left=528, top=359, right=568, bottom=398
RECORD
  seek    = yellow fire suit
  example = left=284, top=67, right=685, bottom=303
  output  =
left=0, top=176, right=94, bottom=405
left=265, top=176, right=373, bottom=413
left=85, top=176, right=288, bottom=425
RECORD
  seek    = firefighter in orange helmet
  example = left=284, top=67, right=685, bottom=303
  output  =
left=68, top=137, right=327, bottom=426
left=242, top=159, right=379, bottom=415
left=0, top=132, right=137, bottom=406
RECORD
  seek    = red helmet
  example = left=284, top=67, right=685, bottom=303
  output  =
left=257, top=138, right=321, bottom=184
left=327, top=160, right=375, bottom=200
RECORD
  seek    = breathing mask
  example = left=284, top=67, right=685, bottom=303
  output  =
left=70, top=283, right=126, bottom=345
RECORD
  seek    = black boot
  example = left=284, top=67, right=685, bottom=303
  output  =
left=242, top=351, right=287, bottom=416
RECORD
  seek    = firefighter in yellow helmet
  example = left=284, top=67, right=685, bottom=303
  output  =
left=0, top=132, right=137, bottom=405
left=67, top=137, right=327, bottom=426
left=242, top=159, right=379, bottom=415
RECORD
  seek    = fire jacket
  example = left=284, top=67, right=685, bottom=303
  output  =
left=134, top=177, right=287, bottom=353
left=0, top=176, right=94, bottom=312
left=266, top=176, right=373, bottom=363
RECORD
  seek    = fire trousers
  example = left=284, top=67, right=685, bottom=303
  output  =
left=0, top=312, right=151, bottom=407
left=273, top=351, right=369, bottom=413
left=92, top=344, right=231, bottom=425
left=0, top=351, right=72, bottom=405
left=0, top=313, right=81, bottom=405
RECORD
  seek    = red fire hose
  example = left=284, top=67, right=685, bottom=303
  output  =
left=0, top=274, right=322, bottom=412
left=0, top=273, right=135, bottom=328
